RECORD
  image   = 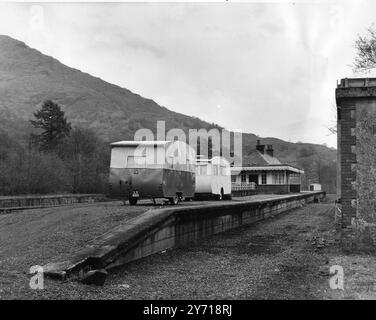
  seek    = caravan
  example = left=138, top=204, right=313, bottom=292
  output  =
left=194, top=156, right=232, bottom=200
left=109, top=140, right=196, bottom=205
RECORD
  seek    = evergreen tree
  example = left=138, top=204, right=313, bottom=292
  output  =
left=30, top=100, right=71, bottom=151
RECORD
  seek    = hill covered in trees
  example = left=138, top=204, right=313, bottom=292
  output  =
left=0, top=35, right=337, bottom=194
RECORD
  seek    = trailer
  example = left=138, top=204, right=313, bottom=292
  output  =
left=194, top=156, right=232, bottom=200
left=109, top=140, right=196, bottom=205
left=309, top=183, right=322, bottom=191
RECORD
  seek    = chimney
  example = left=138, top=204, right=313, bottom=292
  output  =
left=256, top=140, right=265, bottom=154
left=266, top=144, right=274, bottom=157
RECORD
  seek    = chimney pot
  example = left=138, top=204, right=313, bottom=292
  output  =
left=256, top=140, right=265, bottom=154
left=266, top=144, right=274, bottom=157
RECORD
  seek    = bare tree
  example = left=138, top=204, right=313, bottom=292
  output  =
left=327, top=104, right=337, bottom=135
left=354, top=26, right=376, bottom=73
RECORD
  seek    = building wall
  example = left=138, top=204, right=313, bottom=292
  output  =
left=337, top=104, right=342, bottom=200
left=337, top=99, right=357, bottom=227
left=231, top=170, right=299, bottom=194
left=290, top=185, right=301, bottom=193
left=356, top=101, right=376, bottom=216
left=258, top=184, right=290, bottom=194
left=336, top=79, right=376, bottom=251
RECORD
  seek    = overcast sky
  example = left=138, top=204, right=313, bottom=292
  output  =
left=1, top=1, right=376, bottom=148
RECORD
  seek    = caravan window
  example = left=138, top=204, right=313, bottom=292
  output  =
left=110, top=147, right=126, bottom=168
left=127, top=156, right=146, bottom=168
left=196, top=164, right=208, bottom=176
left=213, top=165, right=219, bottom=176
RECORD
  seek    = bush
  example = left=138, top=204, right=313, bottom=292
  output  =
left=27, top=151, right=72, bottom=194
left=0, top=127, right=110, bottom=196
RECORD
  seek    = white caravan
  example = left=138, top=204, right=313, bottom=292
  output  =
left=194, top=156, right=232, bottom=200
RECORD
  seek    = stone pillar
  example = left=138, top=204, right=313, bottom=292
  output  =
left=336, top=78, right=376, bottom=251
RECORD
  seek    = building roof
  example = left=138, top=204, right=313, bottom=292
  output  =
left=235, top=145, right=304, bottom=174
left=243, top=150, right=281, bottom=166
left=231, top=165, right=304, bottom=174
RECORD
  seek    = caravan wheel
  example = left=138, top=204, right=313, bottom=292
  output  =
left=216, top=188, right=224, bottom=201
left=129, top=197, right=138, bottom=205
left=169, top=196, right=179, bottom=205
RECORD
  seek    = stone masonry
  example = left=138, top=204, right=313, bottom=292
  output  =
left=336, top=78, right=376, bottom=250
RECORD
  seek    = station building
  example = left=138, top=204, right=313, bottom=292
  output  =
left=230, top=140, right=304, bottom=194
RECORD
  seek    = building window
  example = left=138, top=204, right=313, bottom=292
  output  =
left=241, top=172, right=246, bottom=183
left=231, top=175, right=236, bottom=183
left=273, top=172, right=284, bottom=184
left=289, top=173, right=301, bottom=184
left=261, top=171, right=267, bottom=184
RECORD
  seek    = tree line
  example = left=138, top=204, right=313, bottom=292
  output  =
left=0, top=100, right=110, bottom=195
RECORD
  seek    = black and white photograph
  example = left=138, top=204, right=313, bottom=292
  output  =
left=0, top=0, right=375, bottom=305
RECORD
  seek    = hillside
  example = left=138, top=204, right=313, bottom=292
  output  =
left=0, top=35, right=337, bottom=192
left=0, top=35, right=219, bottom=142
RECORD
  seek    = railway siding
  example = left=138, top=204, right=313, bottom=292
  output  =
left=41, top=191, right=326, bottom=283
left=0, top=194, right=108, bottom=213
